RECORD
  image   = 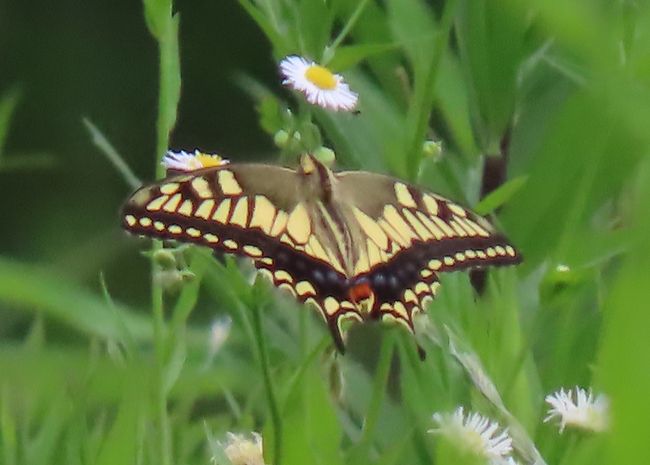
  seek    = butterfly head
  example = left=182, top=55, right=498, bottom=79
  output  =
left=298, top=153, right=319, bottom=175
left=298, top=153, right=335, bottom=201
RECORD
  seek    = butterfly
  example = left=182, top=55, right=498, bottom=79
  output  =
left=122, top=153, right=521, bottom=355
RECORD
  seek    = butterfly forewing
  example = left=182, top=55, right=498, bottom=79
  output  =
left=122, top=164, right=300, bottom=256
left=121, top=163, right=362, bottom=350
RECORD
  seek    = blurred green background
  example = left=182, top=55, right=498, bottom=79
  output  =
left=0, top=0, right=274, bottom=298
left=1, top=1, right=650, bottom=464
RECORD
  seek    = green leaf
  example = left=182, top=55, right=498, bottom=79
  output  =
left=95, top=388, right=142, bottom=465
left=599, top=161, right=650, bottom=465
left=434, top=53, right=478, bottom=160
left=386, top=0, right=436, bottom=66
left=474, top=175, right=527, bottom=215
left=0, top=85, right=21, bottom=159
left=1, top=389, right=17, bottom=465
left=455, top=0, right=526, bottom=150
left=237, top=0, right=287, bottom=53
left=0, top=152, right=55, bottom=171
left=328, top=43, right=398, bottom=71
left=143, top=0, right=181, bottom=179
left=257, top=96, right=285, bottom=136
left=281, top=363, right=343, bottom=465
left=163, top=338, right=187, bottom=395
left=502, top=91, right=643, bottom=267
left=170, top=248, right=208, bottom=329
left=142, top=0, right=172, bottom=39
left=315, top=71, right=404, bottom=172
left=299, top=0, right=332, bottom=60
left=25, top=393, right=71, bottom=465
left=387, top=0, right=458, bottom=180
left=0, top=257, right=151, bottom=342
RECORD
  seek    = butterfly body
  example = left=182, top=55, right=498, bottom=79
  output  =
left=122, top=154, right=521, bottom=353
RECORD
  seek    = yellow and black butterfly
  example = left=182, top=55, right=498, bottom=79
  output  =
left=122, top=153, right=521, bottom=354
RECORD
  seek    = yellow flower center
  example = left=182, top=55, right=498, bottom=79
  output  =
left=304, top=65, right=337, bottom=90
left=464, top=430, right=487, bottom=456
left=196, top=153, right=226, bottom=168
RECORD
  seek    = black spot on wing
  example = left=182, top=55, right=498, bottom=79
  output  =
left=254, top=242, right=349, bottom=301
left=356, top=234, right=521, bottom=310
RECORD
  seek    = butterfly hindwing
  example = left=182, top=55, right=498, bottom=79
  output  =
left=337, top=170, right=521, bottom=330
left=252, top=240, right=361, bottom=352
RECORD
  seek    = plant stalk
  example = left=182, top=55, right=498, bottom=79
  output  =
left=251, top=302, right=283, bottom=465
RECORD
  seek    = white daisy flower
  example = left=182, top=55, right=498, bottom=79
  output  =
left=162, top=149, right=229, bottom=172
left=429, top=407, right=513, bottom=464
left=213, top=432, right=265, bottom=465
left=544, top=387, right=609, bottom=433
left=279, top=55, right=358, bottom=111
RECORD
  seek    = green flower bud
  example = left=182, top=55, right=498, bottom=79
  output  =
left=155, top=269, right=183, bottom=293
left=273, top=129, right=290, bottom=148
left=422, top=140, right=443, bottom=160
left=153, top=249, right=176, bottom=269
left=179, top=270, right=196, bottom=282
left=314, top=146, right=336, bottom=166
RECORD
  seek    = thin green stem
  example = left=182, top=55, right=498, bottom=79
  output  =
left=354, top=332, right=395, bottom=457
left=154, top=27, right=181, bottom=178
left=405, top=0, right=458, bottom=181
left=151, top=265, right=171, bottom=465
left=251, top=302, right=283, bottom=465
left=145, top=4, right=181, bottom=465
left=82, top=118, right=142, bottom=190
left=323, top=0, right=371, bottom=65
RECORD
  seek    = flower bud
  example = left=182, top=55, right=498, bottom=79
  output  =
left=422, top=140, right=443, bottom=160
left=213, top=432, right=265, bottom=465
left=314, top=146, right=336, bottom=166
left=179, top=270, right=196, bottom=282
left=273, top=129, right=289, bottom=148
left=153, top=249, right=176, bottom=269
left=155, top=269, right=183, bottom=292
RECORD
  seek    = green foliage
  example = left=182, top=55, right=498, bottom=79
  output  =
left=2, top=1, right=650, bottom=465
left=0, top=86, right=21, bottom=159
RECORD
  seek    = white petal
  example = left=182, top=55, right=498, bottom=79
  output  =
left=544, top=386, right=609, bottom=433
left=429, top=407, right=513, bottom=460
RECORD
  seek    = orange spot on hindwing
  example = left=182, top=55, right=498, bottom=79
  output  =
left=349, top=280, right=373, bottom=304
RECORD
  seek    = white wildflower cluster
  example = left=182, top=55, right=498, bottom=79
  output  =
left=213, top=432, right=265, bottom=465
left=544, top=386, right=609, bottom=433
left=429, top=385, right=609, bottom=465
left=429, top=407, right=517, bottom=465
